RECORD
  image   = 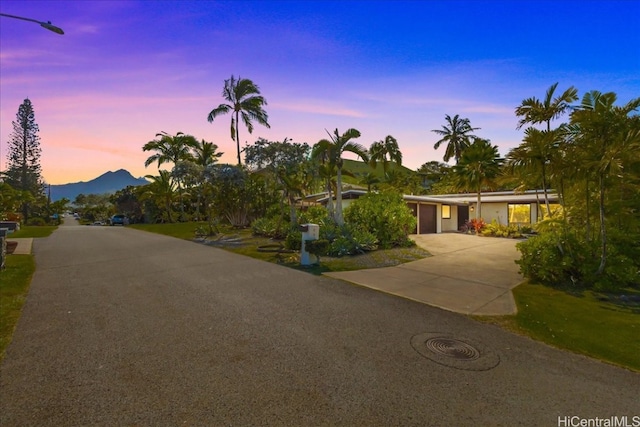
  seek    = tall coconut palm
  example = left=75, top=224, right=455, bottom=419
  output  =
left=207, top=75, right=270, bottom=166
left=432, top=114, right=479, bottom=163
left=369, top=135, right=403, bottom=175
left=453, top=138, right=502, bottom=220
left=143, top=131, right=197, bottom=220
left=311, top=128, right=369, bottom=225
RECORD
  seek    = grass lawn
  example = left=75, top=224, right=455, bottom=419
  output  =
left=476, top=282, right=640, bottom=372
left=9, top=225, right=57, bottom=238
left=0, top=255, right=35, bottom=362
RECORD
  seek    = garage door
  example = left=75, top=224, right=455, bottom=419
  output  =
left=419, top=204, right=437, bottom=234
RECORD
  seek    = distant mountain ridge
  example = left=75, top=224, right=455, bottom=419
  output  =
left=50, top=169, right=149, bottom=202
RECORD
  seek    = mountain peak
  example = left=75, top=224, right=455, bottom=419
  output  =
left=50, top=170, right=149, bottom=202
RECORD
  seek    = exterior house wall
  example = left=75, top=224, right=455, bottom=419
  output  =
left=441, top=204, right=458, bottom=232
left=476, top=202, right=509, bottom=225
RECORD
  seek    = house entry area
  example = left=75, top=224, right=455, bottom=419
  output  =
left=407, top=202, right=437, bottom=234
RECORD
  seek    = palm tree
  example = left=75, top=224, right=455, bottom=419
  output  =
left=142, top=131, right=197, bottom=168
left=569, top=91, right=640, bottom=275
left=143, top=170, right=177, bottom=223
left=432, top=114, right=479, bottom=163
left=453, top=138, right=502, bottom=220
left=191, top=139, right=223, bottom=220
left=506, top=127, right=564, bottom=216
left=311, top=128, right=369, bottom=225
left=369, top=135, right=403, bottom=175
left=143, top=131, right=197, bottom=221
left=515, top=82, right=578, bottom=131
left=207, top=75, right=270, bottom=166
left=358, top=172, right=380, bottom=192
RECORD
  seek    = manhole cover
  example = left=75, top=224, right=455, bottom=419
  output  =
left=411, top=332, right=500, bottom=371
left=425, top=337, right=480, bottom=360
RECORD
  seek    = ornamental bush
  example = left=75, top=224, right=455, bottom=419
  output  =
left=515, top=231, right=639, bottom=291
left=344, top=191, right=416, bottom=248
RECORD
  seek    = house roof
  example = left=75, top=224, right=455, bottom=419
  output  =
left=405, top=190, right=559, bottom=205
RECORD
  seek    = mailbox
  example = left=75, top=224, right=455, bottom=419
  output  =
left=300, top=223, right=319, bottom=266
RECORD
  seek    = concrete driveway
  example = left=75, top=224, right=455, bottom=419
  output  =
left=325, top=233, right=523, bottom=315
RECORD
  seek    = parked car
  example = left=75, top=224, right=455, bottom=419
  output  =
left=110, top=214, right=129, bottom=226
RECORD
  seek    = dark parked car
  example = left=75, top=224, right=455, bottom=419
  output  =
left=110, top=214, right=128, bottom=226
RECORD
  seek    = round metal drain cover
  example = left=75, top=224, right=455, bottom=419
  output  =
left=411, top=332, right=500, bottom=371
left=425, top=337, right=480, bottom=360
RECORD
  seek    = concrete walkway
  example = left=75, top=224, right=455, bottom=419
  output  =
left=5, top=238, right=33, bottom=255
left=325, top=233, right=523, bottom=316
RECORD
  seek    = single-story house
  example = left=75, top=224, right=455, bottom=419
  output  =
left=314, top=189, right=559, bottom=234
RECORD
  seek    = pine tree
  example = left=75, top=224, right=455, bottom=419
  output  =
left=5, top=98, right=44, bottom=221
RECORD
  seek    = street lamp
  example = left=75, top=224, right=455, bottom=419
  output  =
left=0, top=12, right=64, bottom=35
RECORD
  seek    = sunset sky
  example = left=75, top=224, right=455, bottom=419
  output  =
left=1, top=0, right=638, bottom=184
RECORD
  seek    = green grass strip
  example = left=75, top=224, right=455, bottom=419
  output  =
left=10, top=225, right=57, bottom=238
left=0, top=255, right=36, bottom=361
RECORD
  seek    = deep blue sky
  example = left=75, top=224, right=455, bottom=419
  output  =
left=1, top=0, right=638, bottom=183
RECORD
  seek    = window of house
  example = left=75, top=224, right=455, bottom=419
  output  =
left=508, top=204, right=531, bottom=225
left=442, top=205, right=451, bottom=219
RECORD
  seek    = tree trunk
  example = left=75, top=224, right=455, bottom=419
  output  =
left=596, top=173, right=607, bottom=275
left=235, top=111, right=242, bottom=166
left=476, top=181, right=482, bottom=220
left=335, top=167, right=344, bottom=225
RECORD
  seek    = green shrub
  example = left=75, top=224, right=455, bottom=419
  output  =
left=481, top=219, right=524, bottom=238
left=344, top=191, right=416, bottom=248
left=26, top=217, right=46, bottom=226
left=516, top=231, right=639, bottom=291
left=251, top=216, right=289, bottom=239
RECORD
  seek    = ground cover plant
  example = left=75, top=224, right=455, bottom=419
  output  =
left=476, top=282, right=640, bottom=372
left=0, top=255, right=35, bottom=361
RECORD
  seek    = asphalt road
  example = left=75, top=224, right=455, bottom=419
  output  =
left=1, top=220, right=638, bottom=426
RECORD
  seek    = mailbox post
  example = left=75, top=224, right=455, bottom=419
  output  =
left=299, top=223, right=319, bottom=266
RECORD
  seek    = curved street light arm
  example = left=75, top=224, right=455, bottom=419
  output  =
left=0, top=12, right=64, bottom=35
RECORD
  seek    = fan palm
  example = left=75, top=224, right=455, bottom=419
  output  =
left=311, top=128, right=369, bottom=225
left=207, top=75, right=270, bottom=165
left=432, top=114, right=479, bottom=163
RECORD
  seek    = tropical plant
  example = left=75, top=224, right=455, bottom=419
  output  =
left=568, top=91, right=640, bottom=276
left=506, top=126, right=565, bottom=216
left=311, top=128, right=369, bottom=225
left=344, top=191, right=416, bottom=248
left=142, top=170, right=177, bottom=223
left=207, top=75, right=270, bottom=165
left=143, top=131, right=198, bottom=220
left=514, top=82, right=578, bottom=209
left=452, top=138, right=502, bottom=220
left=432, top=114, right=479, bottom=163
left=515, top=82, right=578, bottom=132
left=244, top=137, right=311, bottom=224
left=369, top=135, right=402, bottom=175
